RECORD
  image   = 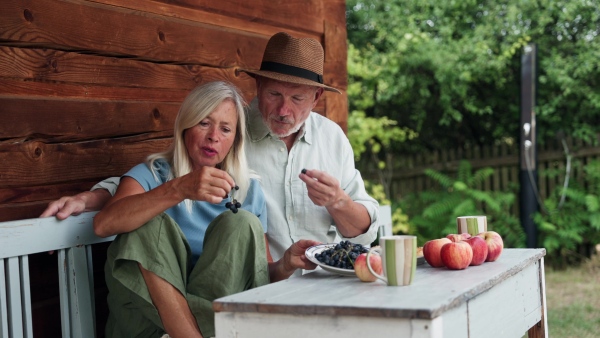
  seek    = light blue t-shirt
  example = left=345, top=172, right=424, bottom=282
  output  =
left=124, top=159, right=267, bottom=265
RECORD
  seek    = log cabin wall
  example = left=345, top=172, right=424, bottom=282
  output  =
left=0, top=1, right=348, bottom=336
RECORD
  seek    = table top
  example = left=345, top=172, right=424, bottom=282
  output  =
left=213, top=248, right=546, bottom=320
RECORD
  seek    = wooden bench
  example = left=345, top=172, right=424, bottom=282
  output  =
left=0, top=212, right=113, bottom=338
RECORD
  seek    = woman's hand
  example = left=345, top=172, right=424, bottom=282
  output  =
left=269, top=239, right=320, bottom=282
left=174, top=166, right=237, bottom=204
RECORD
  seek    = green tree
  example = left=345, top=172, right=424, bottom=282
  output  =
left=346, top=0, right=600, bottom=154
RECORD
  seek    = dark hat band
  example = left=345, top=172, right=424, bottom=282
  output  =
left=260, top=61, right=323, bottom=84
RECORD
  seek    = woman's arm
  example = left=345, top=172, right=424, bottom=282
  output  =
left=93, top=177, right=183, bottom=237
left=94, top=166, right=236, bottom=238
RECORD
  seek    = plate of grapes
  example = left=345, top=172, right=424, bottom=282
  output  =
left=305, top=241, right=369, bottom=277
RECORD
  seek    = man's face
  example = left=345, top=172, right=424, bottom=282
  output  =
left=256, top=77, right=323, bottom=138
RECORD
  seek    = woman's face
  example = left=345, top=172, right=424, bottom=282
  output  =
left=184, top=100, right=238, bottom=170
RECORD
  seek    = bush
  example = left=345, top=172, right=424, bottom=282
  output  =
left=397, top=160, right=525, bottom=247
left=535, top=160, right=600, bottom=267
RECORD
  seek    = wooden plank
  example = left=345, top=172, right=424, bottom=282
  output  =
left=0, top=0, right=266, bottom=67
left=528, top=257, right=548, bottom=338
left=57, top=249, right=71, bottom=338
left=0, top=181, right=98, bottom=205
left=324, top=91, right=348, bottom=131
left=91, top=0, right=325, bottom=36
left=0, top=46, right=203, bottom=90
left=0, top=74, right=256, bottom=103
left=468, top=261, right=542, bottom=338
left=0, top=260, right=8, bottom=337
left=6, top=257, right=24, bottom=338
left=0, top=137, right=172, bottom=188
left=20, top=256, right=33, bottom=338
left=0, top=96, right=179, bottom=142
left=215, top=312, right=443, bottom=338
left=0, top=78, right=189, bottom=102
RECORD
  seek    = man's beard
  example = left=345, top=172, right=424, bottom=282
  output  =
left=263, top=115, right=303, bottom=138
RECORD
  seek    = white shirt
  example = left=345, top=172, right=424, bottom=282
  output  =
left=245, top=99, right=379, bottom=262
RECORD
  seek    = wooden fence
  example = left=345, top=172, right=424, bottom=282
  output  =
left=359, top=136, right=600, bottom=216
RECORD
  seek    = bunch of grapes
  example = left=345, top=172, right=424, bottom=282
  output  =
left=225, top=185, right=241, bottom=213
left=315, top=240, right=369, bottom=270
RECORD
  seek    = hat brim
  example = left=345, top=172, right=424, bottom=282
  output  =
left=238, top=68, right=341, bottom=94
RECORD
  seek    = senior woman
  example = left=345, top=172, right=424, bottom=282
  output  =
left=93, top=81, right=318, bottom=338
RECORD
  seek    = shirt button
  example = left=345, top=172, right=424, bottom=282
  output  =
left=280, top=148, right=285, bottom=152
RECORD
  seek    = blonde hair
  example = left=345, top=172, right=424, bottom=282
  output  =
left=146, top=81, right=255, bottom=209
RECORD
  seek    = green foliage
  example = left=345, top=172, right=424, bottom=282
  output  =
left=535, top=160, right=600, bottom=266
left=346, top=0, right=600, bottom=153
left=398, top=160, right=525, bottom=247
left=364, top=180, right=411, bottom=234
left=347, top=111, right=417, bottom=162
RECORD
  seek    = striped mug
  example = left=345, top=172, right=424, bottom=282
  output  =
left=457, top=216, right=488, bottom=236
left=367, top=235, right=417, bottom=286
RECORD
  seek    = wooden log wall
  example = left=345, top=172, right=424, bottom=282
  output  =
left=0, top=0, right=349, bottom=222
left=0, top=1, right=348, bottom=336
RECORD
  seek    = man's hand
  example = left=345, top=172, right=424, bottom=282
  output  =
left=299, top=169, right=346, bottom=208
left=299, top=168, right=372, bottom=238
left=39, top=190, right=111, bottom=220
left=40, top=195, right=87, bottom=220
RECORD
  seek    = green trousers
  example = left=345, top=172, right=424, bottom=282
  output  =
left=104, top=210, right=269, bottom=338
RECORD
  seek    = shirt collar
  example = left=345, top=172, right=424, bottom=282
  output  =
left=246, top=97, right=313, bottom=145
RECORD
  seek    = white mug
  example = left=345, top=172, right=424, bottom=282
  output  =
left=367, top=235, right=417, bottom=286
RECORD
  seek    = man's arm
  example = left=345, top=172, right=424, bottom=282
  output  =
left=39, top=177, right=121, bottom=219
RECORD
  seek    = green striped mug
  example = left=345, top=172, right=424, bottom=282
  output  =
left=366, top=235, right=417, bottom=286
left=457, top=216, right=487, bottom=236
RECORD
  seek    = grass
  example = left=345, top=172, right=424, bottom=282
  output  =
left=545, top=250, right=600, bottom=337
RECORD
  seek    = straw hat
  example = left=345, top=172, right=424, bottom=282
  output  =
left=238, top=32, right=341, bottom=94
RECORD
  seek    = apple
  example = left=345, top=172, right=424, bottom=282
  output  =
left=477, top=231, right=504, bottom=262
left=440, top=241, right=473, bottom=270
left=446, top=233, right=472, bottom=242
left=464, top=236, right=488, bottom=266
left=354, top=252, right=382, bottom=282
left=423, top=238, right=452, bottom=267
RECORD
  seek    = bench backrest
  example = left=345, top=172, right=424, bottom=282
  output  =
left=0, top=212, right=114, bottom=338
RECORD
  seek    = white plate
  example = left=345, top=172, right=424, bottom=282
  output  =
left=306, top=244, right=426, bottom=277
left=305, top=243, right=358, bottom=277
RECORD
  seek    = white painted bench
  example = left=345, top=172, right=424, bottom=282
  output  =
left=0, top=206, right=390, bottom=337
left=0, top=212, right=114, bottom=338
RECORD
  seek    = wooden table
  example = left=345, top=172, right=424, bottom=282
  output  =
left=213, top=248, right=547, bottom=338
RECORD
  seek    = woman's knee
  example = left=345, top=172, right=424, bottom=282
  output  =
left=210, top=209, right=263, bottom=236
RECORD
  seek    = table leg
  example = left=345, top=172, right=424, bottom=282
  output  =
left=528, top=257, right=548, bottom=338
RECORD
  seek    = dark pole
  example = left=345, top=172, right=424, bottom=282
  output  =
left=520, top=44, right=539, bottom=248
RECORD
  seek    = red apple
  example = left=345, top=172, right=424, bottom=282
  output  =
left=477, top=231, right=504, bottom=262
left=440, top=241, right=473, bottom=270
left=423, top=238, right=452, bottom=267
left=464, top=236, right=488, bottom=266
left=446, top=233, right=472, bottom=242
left=354, top=253, right=382, bottom=282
